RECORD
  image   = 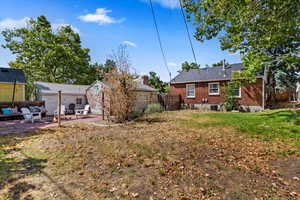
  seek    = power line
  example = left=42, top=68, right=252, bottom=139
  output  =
left=148, top=0, right=172, bottom=82
left=179, top=0, right=197, bottom=63
left=178, top=0, right=197, bottom=64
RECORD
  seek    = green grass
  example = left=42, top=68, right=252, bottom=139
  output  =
left=189, top=109, right=300, bottom=145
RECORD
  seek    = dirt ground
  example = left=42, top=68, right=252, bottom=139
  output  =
left=0, top=110, right=299, bottom=200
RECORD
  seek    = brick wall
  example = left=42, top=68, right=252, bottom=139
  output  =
left=170, top=78, right=263, bottom=107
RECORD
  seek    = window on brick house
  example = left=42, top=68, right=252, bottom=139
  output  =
left=186, top=84, right=195, bottom=98
left=232, top=87, right=241, bottom=98
left=208, top=82, right=220, bottom=95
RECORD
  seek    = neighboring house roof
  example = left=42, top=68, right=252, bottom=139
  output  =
left=0, top=67, right=26, bottom=84
left=87, top=79, right=157, bottom=93
left=134, top=78, right=157, bottom=92
left=171, top=63, right=260, bottom=84
left=35, top=81, right=90, bottom=95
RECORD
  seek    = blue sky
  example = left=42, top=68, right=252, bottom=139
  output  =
left=0, top=0, right=241, bottom=81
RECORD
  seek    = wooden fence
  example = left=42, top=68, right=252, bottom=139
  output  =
left=0, top=101, right=45, bottom=109
left=159, top=94, right=181, bottom=111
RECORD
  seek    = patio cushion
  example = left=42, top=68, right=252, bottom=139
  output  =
left=39, top=106, right=47, bottom=113
left=29, top=106, right=41, bottom=113
left=10, top=107, right=19, bottom=114
left=1, top=108, right=11, bottom=115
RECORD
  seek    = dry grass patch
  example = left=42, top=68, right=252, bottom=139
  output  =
left=0, top=110, right=299, bottom=199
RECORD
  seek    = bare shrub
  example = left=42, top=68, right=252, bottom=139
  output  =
left=103, top=45, right=136, bottom=122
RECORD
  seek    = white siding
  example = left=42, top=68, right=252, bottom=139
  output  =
left=86, top=82, right=104, bottom=114
left=42, top=94, right=87, bottom=115
left=87, top=81, right=159, bottom=114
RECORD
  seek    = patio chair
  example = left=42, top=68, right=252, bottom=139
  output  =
left=75, top=105, right=90, bottom=119
left=54, top=105, right=66, bottom=118
left=66, top=103, right=76, bottom=115
left=21, top=107, right=42, bottom=123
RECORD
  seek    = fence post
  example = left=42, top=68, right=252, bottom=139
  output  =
left=102, top=91, right=105, bottom=120
left=58, top=90, right=61, bottom=127
left=12, top=78, right=17, bottom=106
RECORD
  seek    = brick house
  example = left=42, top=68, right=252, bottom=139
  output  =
left=170, top=63, right=265, bottom=112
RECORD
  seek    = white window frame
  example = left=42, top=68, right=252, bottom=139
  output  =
left=186, top=84, right=196, bottom=98
left=232, top=87, right=242, bottom=98
left=208, top=82, right=220, bottom=95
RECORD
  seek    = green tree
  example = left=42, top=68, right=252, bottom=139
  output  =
left=88, top=59, right=117, bottom=82
left=212, top=59, right=229, bottom=67
left=184, top=0, right=300, bottom=102
left=1, top=16, right=91, bottom=99
left=262, top=47, right=300, bottom=102
left=178, top=61, right=200, bottom=72
left=148, top=72, right=168, bottom=94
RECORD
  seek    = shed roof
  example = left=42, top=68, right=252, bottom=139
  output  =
left=87, top=79, right=157, bottom=93
left=35, top=81, right=89, bottom=95
left=171, top=63, right=246, bottom=83
left=0, top=67, right=26, bottom=84
left=134, top=78, right=157, bottom=92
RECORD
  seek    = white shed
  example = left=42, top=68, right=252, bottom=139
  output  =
left=35, top=81, right=89, bottom=115
left=86, top=81, right=106, bottom=115
left=86, top=77, right=158, bottom=115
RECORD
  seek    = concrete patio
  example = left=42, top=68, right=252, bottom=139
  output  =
left=0, top=115, right=103, bottom=135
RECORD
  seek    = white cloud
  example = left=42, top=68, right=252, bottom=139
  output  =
left=123, top=41, right=137, bottom=47
left=53, top=23, right=80, bottom=34
left=0, top=18, right=80, bottom=34
left=79, top=8, right=125, bottom=25
left=141, top=0, right=180, bottom=9
left=168, top=62, right=179, bottom=67
left=0, top=17, right=30, bottom=30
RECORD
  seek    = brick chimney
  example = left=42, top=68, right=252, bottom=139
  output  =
left=142, top=75, right=149, bottom=85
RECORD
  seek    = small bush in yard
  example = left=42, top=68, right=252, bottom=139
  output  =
left=222, top=81, right=240, bottom=111
left=129, top=108, right=144, bottom=119
left=144, top=104, right=164, bottom=114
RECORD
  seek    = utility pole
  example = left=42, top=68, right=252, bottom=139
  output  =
left=58, top=90, right=62, bottom=127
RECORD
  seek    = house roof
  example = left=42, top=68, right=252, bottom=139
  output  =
left=134, top=78, right=157, bottom=92
left=35, top=81, right=90, bottom=95
left=171, top=63, right=250, bottom=83
left=0, top=67, right=26, bottom=84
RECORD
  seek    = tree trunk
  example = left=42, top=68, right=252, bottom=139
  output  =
left=266, top=69, right=277, bottom=107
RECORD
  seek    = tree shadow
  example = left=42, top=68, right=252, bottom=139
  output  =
left=1, top=149, right=76, bottom=200
left=0, top=129, right=77, bottom=200
left=0, top=149, right=47, bottom=200
left=7, top=182, right=36, bottom=200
